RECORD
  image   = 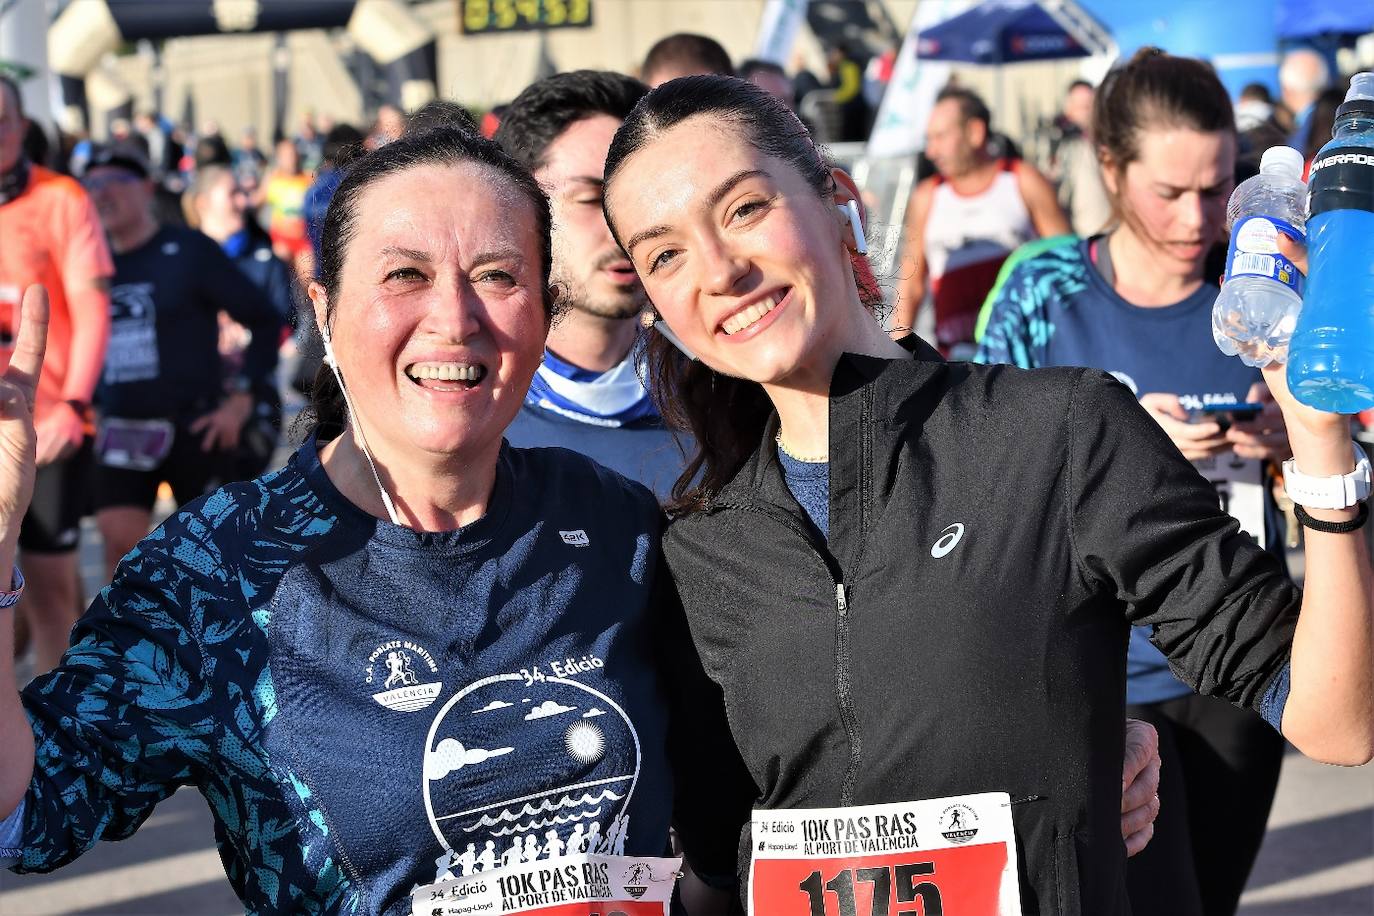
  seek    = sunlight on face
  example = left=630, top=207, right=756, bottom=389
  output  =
left=537, top=114, right=643, bottom=320
left=606, top=116, right=859, bottom=390
left=1112, top=127, right=1235, bottom=277
left=324, top=161, right=549, bottom=462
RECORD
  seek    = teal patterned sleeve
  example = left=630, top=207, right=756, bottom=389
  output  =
left=974, top=236, right=1082, bottom=369
left=14, top=517, right=225, bottom=873
left=974, top=257, right=1046, bottom=369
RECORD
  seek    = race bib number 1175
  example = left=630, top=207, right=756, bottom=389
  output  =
left=749, top=793, right=1021, bottom=916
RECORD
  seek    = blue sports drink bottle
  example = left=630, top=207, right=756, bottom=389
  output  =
left=1287, top=72, right=1374, bottom=412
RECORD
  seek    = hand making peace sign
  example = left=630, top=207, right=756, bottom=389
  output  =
left=0, top=285, right=50, bottom=542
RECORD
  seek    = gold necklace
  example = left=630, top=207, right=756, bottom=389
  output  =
left=775, top=431, right=829, bottom=463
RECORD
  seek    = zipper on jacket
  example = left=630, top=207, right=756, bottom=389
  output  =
left=709, top=501, right=865, bottom=806
left=832, top=581, right=862, bottom=805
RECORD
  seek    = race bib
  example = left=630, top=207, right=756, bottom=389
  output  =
left=1193, top=455, right=1267, bottom=548
left=410, top=853, right=680, bottom=916
left=749, top=793, right=1021, bottom=916
left=96, top=418, right=175, bottom=471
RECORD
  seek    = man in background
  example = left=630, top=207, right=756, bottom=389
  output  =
left=1235, top=82, right=1289, bottom=175
left=1279, top=47, right=1331, bottom=146
left=497, top=70, right=686, bottom=497
left=0, top=76, right=112, bottom=674
left=896, top=86, right=1068, bottom=357
left=640, top=33, right=733, bottom=87
left=739, top=59, right=795, bottom=109
left=1050, top=79, right=1111, bottom=237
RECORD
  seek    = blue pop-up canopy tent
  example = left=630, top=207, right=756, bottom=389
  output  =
left=917, top=0, right=1113, bottom=65
left=1277, top=0, right=1374, bottom=39
left=915, top=0, right=1113, bottom=119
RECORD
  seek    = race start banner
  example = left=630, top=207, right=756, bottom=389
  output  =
left=749, top=793, right=1021, bottom=916
left=411, top=853, right=680, bottom=916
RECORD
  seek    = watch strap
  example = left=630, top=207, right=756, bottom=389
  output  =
left=1282, top=442, right=1372, bottom=510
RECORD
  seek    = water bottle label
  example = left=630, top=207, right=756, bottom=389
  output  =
left=1308, top=145, right=1374, bottom=216
left=1224, top=216, right=1305, bottom=294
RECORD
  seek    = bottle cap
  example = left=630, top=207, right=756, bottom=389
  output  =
left=1335, top=71, right=1374, bottom=119
left=1259, top=145, right=1305, bottom=178
left=1347, top=72, right=1374, bottom=102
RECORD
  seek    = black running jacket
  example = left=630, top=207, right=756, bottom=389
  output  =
left=657, top=347, right=1297, bottom=916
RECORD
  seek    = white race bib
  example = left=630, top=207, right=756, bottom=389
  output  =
left=411, top=853, right=680, bottom=916
left=1194, top=456, right=1267, bottom=548
left=749, top=793, right=1021, bottom=916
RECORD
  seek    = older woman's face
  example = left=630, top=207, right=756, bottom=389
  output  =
left=323, top=161, right=547, bottom=461
left=605, top=117, right=855, bottom=387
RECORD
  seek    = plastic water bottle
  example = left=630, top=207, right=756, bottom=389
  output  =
left=1212, top=145, right=1307, bottom=367
left=1287, top=72, right=1374, bottom=412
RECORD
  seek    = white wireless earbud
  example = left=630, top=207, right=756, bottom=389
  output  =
left=840, top=199, right=869, bottom=256
left=653, top=318, right=699, bottom=362
left=321, top=330, right=337, bottom=368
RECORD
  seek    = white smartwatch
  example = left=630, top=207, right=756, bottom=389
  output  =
left=1282, top=442, right=1372, bottom=510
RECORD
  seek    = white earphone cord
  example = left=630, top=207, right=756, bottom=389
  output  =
left=324, top=353, right=404, bottom=526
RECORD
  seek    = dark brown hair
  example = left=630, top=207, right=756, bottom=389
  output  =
left=936, top=85, right=991, bottom=129
left=1094, top=47, right=1235, bottom=174
left=1091, top=48, right=1236, bottom=231
left=602, top=75, right=879, bottom=515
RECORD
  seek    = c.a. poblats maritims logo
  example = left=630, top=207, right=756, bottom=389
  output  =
left=365, top=639, right=442, bottom=712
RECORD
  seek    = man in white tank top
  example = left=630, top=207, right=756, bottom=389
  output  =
left=896, top=87, right=1070, bottom=358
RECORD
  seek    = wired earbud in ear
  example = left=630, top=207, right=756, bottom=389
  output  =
left=320, top=326, right=337, bottom=368
left=839, top=199, right=869, bottom=256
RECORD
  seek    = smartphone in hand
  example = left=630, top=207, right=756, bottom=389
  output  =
left=1187, top=402, right=1265, bottom=432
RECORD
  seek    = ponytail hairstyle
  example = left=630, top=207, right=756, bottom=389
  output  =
left=601, top=74, right=881, bottom=515
left=1093, top=47, right=1236, bottom=225
left=299, top=124, right=554, bottom=441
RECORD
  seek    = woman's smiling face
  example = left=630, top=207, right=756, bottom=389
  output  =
left=605, top=115, right=862, bottom=390
left=317, top=160, right=549, bottom=463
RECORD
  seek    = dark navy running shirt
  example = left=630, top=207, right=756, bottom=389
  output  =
left=976, top=236, right=1266, bottom=704
left=5, top=438, right=672, bottom=914
left=101, top=225, right=284, bottom=421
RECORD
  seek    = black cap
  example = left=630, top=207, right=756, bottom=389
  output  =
left=1336, top=98, right=1374, bottom=120
left=84, top=142, right=151, bottom=179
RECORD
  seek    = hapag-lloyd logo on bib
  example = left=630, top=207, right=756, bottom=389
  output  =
left=365, top=639, right=442, bottom=712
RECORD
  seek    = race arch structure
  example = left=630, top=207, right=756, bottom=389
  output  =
left=48, top=0, right=437, bottom=129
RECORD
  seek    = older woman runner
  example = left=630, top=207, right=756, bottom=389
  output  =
left=0, top=127, right=672, bottom=914
left=601, top=76, right=1372, bottom=915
